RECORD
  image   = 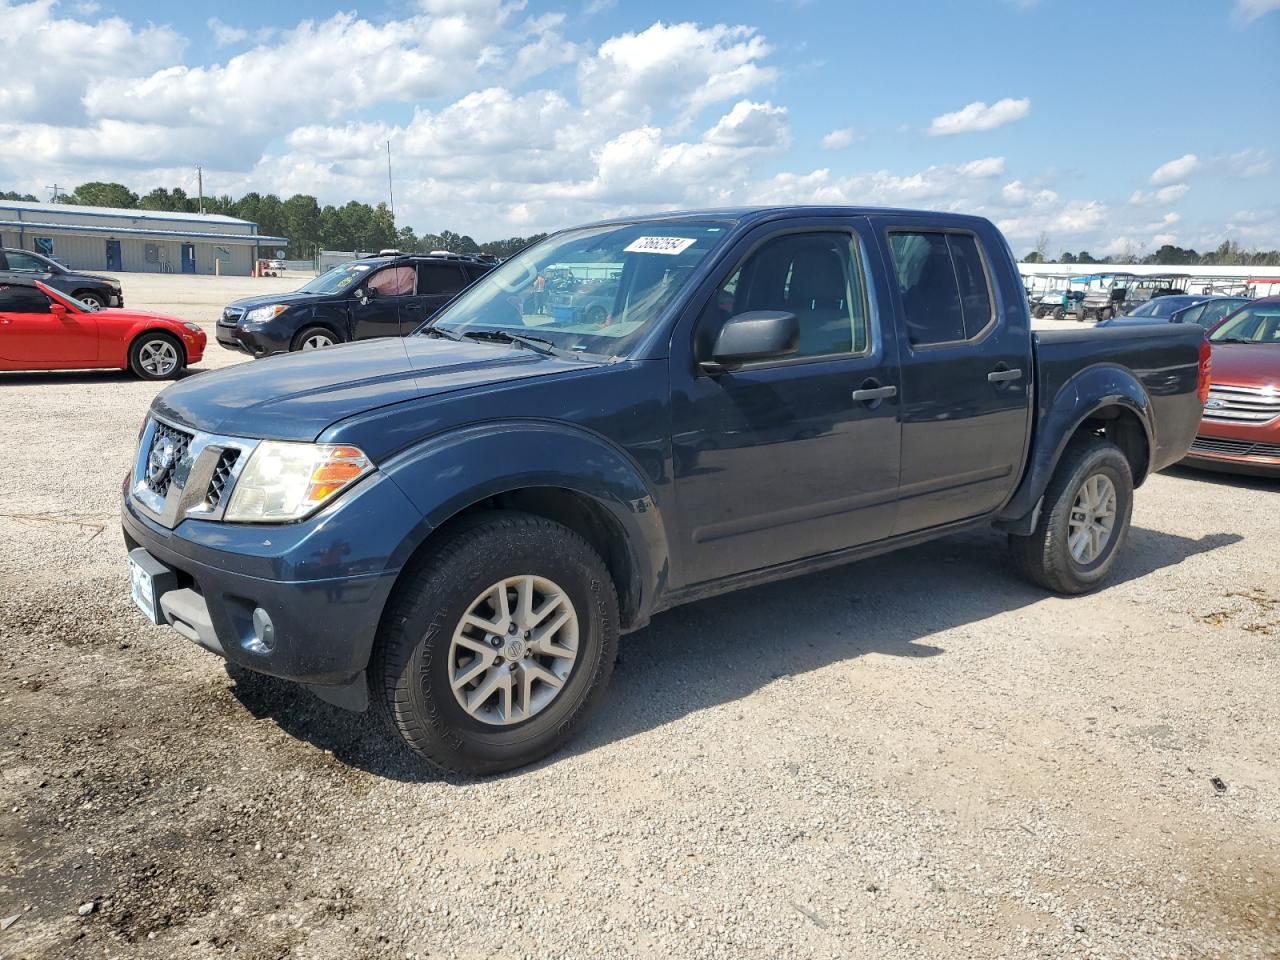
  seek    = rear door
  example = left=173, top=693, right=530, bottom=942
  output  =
left=0, top=283, right=98, bottom=365
left=351, top=264, right=415, bottom=340
left=872, top=217, right=1032, bottom=534
left=410, top=261, right=469, bottom=330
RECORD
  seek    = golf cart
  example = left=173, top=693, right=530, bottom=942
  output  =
left=1116, top=273, right=1190, bottom=314
left=1067, top=272, right=1135, bottom=322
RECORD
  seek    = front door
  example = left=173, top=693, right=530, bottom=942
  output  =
left=669, top=220, right=902, bottom=586
left=180, top=244, right=196, bottom=274
left=350, top=264, right=415, bottom=340
left=106, top=240, right=122, bottom=271
left=0, top=283, right=98, bottom=366
left=873, top=217, right=1032, bottom=535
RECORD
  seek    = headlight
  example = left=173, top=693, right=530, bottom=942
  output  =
left=182, top=322, right=202, bottom=333
left=244, top=304, right=289, bottom=323
left=224, top=442, right=371, bottom=523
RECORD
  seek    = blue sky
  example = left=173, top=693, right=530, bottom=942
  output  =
left=2, top=0, right=1277, bottom=254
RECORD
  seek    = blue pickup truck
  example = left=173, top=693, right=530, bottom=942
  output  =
left=122, top=207, right=1209, bottom=774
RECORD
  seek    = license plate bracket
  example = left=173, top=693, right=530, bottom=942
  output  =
left=128, top=548, right=177, bottom=626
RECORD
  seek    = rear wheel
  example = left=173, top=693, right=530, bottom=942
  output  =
left=75, top=290, right=107, bottom=311
left=372, top=512, right=619, bottom=775
left=1051, top=305, right=1065, bottom=320
left=293, top=326, right=339, bottom=351
left=1033, top=306, right=1047, bottom=319
left=128, top=331, right=184, bottom=380
left=1009, top=437, right=1134, bottom=594
left=1098, top=307, right=1114, bottom=322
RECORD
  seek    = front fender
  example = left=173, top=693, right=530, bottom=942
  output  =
left=379, top=420, right=670, bottom=628
left=997, top=364, right=1154, bottom=530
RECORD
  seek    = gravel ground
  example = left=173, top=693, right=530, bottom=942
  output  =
left=1, top=275, right=1277, bottom=959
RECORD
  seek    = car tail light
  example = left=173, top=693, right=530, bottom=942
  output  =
left=1197, top=335, right=1212, bottom=407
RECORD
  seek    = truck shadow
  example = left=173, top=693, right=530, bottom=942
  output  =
left=225, top=524, right=1240, bottom=783
left=1161, top=464, right=1280, bottom=493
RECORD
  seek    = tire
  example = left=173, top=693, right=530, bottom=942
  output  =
left=586, top=305, right=607, bottom=325
left=1009, top=437, right=1134, bottom=594
left=1098, top=307, right=1114, bottom=322
left=292, top=326, right=340, bottom=351
left=372, top=511, right=619, bottom=775
left=1033, top=306, right=1046, bottom=319
left=75, top=290, right=107, bottom=311
left=128, top=331, right=185, bottom=380
left=1052, top=306, right=1065, bottom=320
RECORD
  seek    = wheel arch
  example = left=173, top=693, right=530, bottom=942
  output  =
left=377, top=421, right=672, bottom=632
left=997, top=365, right=1153, bottom=534
left=127, top=325, right=187, bottom=367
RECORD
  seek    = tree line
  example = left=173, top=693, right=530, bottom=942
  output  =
left=1, top=184, right=546, bottom=261
left=1022, top=234, right=1280, bottom=268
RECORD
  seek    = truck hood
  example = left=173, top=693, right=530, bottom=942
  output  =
left=1208, top=342, right=1280, bottom=388
left=151, top=335, right=596, bottom=441
left=60, top=269, right=120, bottom=287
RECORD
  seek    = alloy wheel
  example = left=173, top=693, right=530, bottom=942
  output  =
left=1068, top=473, right=1117, bottom=564
left=139, top=340, right=179, bottom=377
left=447, top=575, right=579, bottom=726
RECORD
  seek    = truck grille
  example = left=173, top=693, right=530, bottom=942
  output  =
left=205, top=449, right=241, bottom=509
left=219, top=307, right=244, bottom=326
left=143, top=422, right=193, bottom=497
left=1202, top=384, right=1280, bottom=424
left=1190, top=436, right=1280, bottom=459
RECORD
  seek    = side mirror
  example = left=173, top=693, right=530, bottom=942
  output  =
left=699, top=310, right=799, bottom=375
left=50, top=303, right=68, bottom=319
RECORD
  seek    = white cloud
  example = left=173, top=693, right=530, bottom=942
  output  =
left=1128, top=183, right=1190, bottom=205
left=958, top=156, right=1006, bottom=178
left=1149, top=153, right=1199, bottom=185
left=928, top=97, right=1030, bottom=136
left=821, top=127, right=856, bottom=150
left=1233, top=0, right=1280, bottom=21
left=207, top=17, right=247, bottom=46
left=1001, top=180, right=1059, bottom=206
left=577, top=22, right=776, bottom=129
left=1222, top=148, right=1273, bottom=178
left=703, top=100, right=789, bottom=149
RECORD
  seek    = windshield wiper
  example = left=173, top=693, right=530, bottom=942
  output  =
left=1212, top=336, right=1257, bottom=344
left=425, top=324, right=463, bottom=341
left=458, top=329, right=601, bottom=362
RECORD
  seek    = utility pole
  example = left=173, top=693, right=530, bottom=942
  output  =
left=46, top=184, right=64, bottom=202
left=386, top=140, right=395, bottom=222
left=197, top=165, right=204, bottom=214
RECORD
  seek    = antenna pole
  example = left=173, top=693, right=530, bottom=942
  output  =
left=197, top=165, right=204, bottom=214
left=386, top=140, right=395, bottom=222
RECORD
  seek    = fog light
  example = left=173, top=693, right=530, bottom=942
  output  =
left=246, top=607, right=276, bottom=654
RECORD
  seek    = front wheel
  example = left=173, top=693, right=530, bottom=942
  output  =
left=372, top=512, right=619, bottom=775
left=128, top=332, right=185, bottom=380
left=76, top=290, right=107, bottom=311
left=1052, top=306, right=1065, bottom=320
left=293, top=326, right=339, bottom=351
left=1009, top=437, right=1134, bottom=594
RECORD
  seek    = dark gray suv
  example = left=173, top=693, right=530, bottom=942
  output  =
left=0, top=247, right=123, bottom=310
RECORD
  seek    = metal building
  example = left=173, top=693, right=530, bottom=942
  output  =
left=0, top=200, right=288, bottom=276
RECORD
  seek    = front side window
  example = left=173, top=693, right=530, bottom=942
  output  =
left=0, top=284, right=52, bottom=313
left=367, top=265, right=416, bottom=297
left=698, top=232, right=867, bottom=359
left=1197, top=300, right=1245, bottom=327
left=298, top=261, right=376, bottom=294
left=428, top=220, right=732, bottom=357
left=5, top=251, right=51, bottom=274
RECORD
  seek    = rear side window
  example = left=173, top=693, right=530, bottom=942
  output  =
left=462, top=264, right=490, bottom=283
left=5, top=252, right=49, bottom=274
left=418, top=262, right=467, bottom=295
left=0, top=284, right=52, bottom=313
left=888, top=231, right=994, bottom=346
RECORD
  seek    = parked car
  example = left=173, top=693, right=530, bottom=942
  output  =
left=122, top=206, right=1207, bottom=774
left=1096, top=294, right=1227, bottom=327
left=1171, top=296, right=1252, bottom=329
left=1182, top=297, right=1280, bottom=475
left=0, top=247, right=124, bottom=311
left=217, top=252, right=494, bottom=356
left=268, top=259, right=286, bottom=270
left=0, top=278, right=203, bottom=379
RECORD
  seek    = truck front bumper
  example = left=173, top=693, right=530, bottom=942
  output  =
left=121, top=473, right=423, bottom=708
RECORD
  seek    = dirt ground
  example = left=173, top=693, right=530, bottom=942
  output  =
left=1, top=274, right=1277, bottom=959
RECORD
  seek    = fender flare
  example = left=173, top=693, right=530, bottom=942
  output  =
left=996, top=364, right=1154, bottom=533
left=379, top=419, right=671, bottom=628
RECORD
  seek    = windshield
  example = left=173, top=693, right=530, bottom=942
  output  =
left=1130, top=297, right=1193, bottom=318
left=1209, top=304, right=1280, bottom=343
left=424, top=220, right=732, bottom=357
left=298, top=261, right=380, bottom=295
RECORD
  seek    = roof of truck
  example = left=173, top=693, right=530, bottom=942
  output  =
left=573, top=206, right=993, bottom=229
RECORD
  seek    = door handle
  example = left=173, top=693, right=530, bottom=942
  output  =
left=987, top=368, right=1023, bottom=383
left=851, top=384, right=897, bottom=402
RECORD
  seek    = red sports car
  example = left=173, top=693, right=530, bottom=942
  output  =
left=0, top=278, right=205, bottom=380
left=1183, top=296, right=1280, bottom=476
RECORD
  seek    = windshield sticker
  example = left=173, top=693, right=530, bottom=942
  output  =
left=624, top=236, right=697, bottom=256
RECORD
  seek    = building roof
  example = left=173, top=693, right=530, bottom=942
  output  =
left=0, top=216, right=286, bottom=247
left=0, top=199, right=255, bottom=227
